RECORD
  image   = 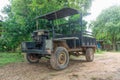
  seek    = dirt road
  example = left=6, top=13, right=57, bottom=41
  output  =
left=0, top=52, right=120, bottom=80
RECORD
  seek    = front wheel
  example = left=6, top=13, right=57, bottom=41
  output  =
left=26, top=53, right=40, bottom=63
left=50, top=47, right=69, bottom=70
left=85, top=48, right=94, bottom=62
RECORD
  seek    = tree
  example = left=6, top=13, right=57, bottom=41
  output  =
left=0, top=20, right=2, bottom=36
left=92, top=6, right=120, bottom=51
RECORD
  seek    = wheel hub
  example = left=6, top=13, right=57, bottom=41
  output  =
left=29, top=55, right=36, bottom=60
left=58, top=52, right=66, bottom=65
left=28, top=54, right=38, bottom=61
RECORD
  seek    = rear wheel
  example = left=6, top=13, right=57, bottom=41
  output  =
left=50, top=47, right=69, bottom=70
left=26, top=53, right=40, bottom=63
left=85, top=48, right=94, bottom=62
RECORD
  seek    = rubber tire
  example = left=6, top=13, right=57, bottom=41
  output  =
left=50, top=47, right=69, bottom=70
left=85, top=48, right=94, bottom=62
left=26, top=53, right=39, bottom=63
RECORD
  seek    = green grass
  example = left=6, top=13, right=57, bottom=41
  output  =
left=0, top=52, right=24, bottom=67
left=95, top=49, right=106, bottom=54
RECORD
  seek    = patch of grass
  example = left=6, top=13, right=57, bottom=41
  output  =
left=0, top=52, right=24, bottom=67
left=95, top=49, right=106, bottom=54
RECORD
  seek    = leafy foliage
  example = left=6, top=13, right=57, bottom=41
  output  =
left=92, top=6, right=120, bottom=50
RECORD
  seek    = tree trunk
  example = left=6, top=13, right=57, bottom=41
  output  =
left=112, top=38, right=116, bottom=51
left=112, top=42, right=116, bottom=51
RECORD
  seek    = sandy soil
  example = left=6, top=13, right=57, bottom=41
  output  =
left=0, top=52, right=120, bottom=80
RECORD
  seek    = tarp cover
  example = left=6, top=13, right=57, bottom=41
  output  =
left=35, top=8, right=79, bottom=20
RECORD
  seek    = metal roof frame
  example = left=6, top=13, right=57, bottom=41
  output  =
left=35, top=7, right=79, bottom=20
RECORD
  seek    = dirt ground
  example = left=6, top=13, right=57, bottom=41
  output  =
left=0, top=52, right=120, bottom=80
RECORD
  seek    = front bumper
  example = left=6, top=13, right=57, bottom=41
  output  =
left=22, top=49, right=49, bottom=54
left=21, top=42, right=50, bottom=54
